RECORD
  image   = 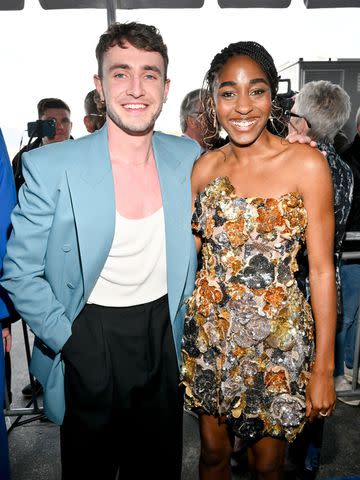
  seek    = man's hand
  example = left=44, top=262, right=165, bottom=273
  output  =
left=286, top=132, right=327, bottom=157
left=286, top=132, right=317, bottom=147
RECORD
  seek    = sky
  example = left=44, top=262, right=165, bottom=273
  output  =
left=0, top=0, right=359, bottom=159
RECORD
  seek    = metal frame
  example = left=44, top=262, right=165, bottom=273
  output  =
left=4, top=320, right=45, bottom=434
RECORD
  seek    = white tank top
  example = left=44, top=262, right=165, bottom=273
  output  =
left=87, top=208, right=167, bottom=306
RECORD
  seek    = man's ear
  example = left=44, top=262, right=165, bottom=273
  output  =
left=163, top=78, right=170, bottom=103
left=94, top=74, right=104, bottom=102
left=187, top=116, right=196, bottom=129
left=83, top=115, right=95, bottom=133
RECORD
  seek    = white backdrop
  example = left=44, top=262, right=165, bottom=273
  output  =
left=0, top=0, right=359, bottom=158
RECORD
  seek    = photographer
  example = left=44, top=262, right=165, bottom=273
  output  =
left=12, top=98, right=73, bottom=193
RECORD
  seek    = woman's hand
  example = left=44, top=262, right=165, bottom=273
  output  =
left=305, top=369, right=336, bottom=421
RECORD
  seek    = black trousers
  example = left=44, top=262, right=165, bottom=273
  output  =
left=60, top=295, right=184, bottom=480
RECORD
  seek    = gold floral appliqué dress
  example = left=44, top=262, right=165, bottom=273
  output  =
left=181, top=176, right=314, bottom=442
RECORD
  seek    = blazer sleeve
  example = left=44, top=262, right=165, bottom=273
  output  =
left=0, top=129, right=17, bottom=321
left=0, top=151, right=72, bottom=353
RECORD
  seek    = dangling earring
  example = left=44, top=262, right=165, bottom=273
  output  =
left=209, top=99, right=218, bottom=130
left=268, top=100, right=286, bottom=137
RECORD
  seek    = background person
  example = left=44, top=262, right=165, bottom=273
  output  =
left=180, top=88, right=208, bottom=152
left=83, top=89, right=105, bottom=133
left=336, top=105, right=360, bottom=398
left=181, top=41, right=337, bottom=480
left=286, top=79, right=353, bottom=478
left=12, top=97, right=73, bottom=193
left=180, top=88, right=226, bottom=152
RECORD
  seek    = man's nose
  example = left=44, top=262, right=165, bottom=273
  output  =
left=56, top=121, right=65, bottom=131
left=127, top=76, right=145, bottom=97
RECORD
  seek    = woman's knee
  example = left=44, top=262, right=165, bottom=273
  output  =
left=250, top=437, right=285, bottom=476
left=200, top=442, right=232, bottom=468
left=252, top=456, right=283, bottom=476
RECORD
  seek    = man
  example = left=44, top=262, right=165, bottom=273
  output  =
left=11, top=97, right=73, bottom=399
left=12, top=97, right=72, bottom=192
left=286, top=80, right=353, bottom=480
left=336, top=105, right=360, bottom=396
left=0, top=128, right=16, bottom=480
left=180, top=88, right=207, bottom=151
left=1, top=22, right=200, bottom=480
left=83, top=89, right=105, bottom=133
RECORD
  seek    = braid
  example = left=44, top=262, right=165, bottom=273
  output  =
left=205, top=41, right=279, bottom=100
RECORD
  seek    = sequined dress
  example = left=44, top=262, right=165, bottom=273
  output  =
left=181, top=176, right=314, bottom=442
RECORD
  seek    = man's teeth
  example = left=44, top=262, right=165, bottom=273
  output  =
left=124, top=104, right=146, bottom=109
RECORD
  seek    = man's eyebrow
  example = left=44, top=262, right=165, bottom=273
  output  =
left=142, top=65, right=162, bottom=75
left=109, top=63, right=130, bottom=71
left=108, top=64, right=161, bottom=75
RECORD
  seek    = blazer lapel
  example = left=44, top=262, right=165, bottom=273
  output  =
left=66, top=126, right=115, bottom=300
left=152, top=132, right=191, bottom=322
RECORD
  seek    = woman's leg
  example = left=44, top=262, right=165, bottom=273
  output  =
left=198, top=414, right=233, bottom=480
left=248, top=437, right=286, bottom=480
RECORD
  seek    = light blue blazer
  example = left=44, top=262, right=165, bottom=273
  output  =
left=1, top=125, right=201, bottom=424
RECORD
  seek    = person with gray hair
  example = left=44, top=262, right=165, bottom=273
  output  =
left=289, top=80, right=353, bottom=263
left=287, top=80, right=354, bottom=478
left=335, top=105, right=360, bottom=406
left=291, top=80, right=351, bottom=144
left=180, top=88, right=208, bottom=151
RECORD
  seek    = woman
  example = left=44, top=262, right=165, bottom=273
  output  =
left=180, top=42, right=337, bottom=480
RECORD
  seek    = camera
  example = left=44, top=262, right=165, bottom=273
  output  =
left=27, top=119, right=56, bottom=139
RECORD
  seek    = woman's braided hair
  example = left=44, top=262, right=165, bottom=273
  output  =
left=200, top=41, right=279, bottom=146
left=206, top=41, right=279, bottom=99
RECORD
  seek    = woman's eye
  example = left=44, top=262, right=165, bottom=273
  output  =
left=220, top=91, right=235, bottom=98
left=250, top=88, right=266, bottom=96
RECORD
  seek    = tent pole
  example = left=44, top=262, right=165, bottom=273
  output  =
left=107, top=0, right=116, bottom=26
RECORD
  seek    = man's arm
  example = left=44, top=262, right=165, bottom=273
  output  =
left=1, top=152, right=72, bottom=354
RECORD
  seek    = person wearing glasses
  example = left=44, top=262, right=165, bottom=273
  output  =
left=83, top=89, right=106, bottom=133
left=180, top=42, right=337, bottom=479
left=337, top=106, right=360, bottom=400
left=286, top=80, right=353, bottom=479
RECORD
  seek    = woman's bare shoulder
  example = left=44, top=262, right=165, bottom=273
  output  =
left=192, top=148, right=227, bottom=191
left=283, top=141, right=329, bottom=173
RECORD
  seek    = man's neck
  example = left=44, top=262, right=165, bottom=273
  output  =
left=107, top=118, right=154, bottom=166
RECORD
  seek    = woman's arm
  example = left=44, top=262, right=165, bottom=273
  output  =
left=299, top=148, right=337, bottom=421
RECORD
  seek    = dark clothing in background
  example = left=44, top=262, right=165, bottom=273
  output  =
left=296, top=143, right=353, bottom=312
left=12, top=138, right=42, bottom=193
left=341, top=134, right=360, bottom=251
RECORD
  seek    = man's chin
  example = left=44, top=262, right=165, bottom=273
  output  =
left=108, top=109, right=161, bottom=137
left=114, top=120, right=155, bottom=136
